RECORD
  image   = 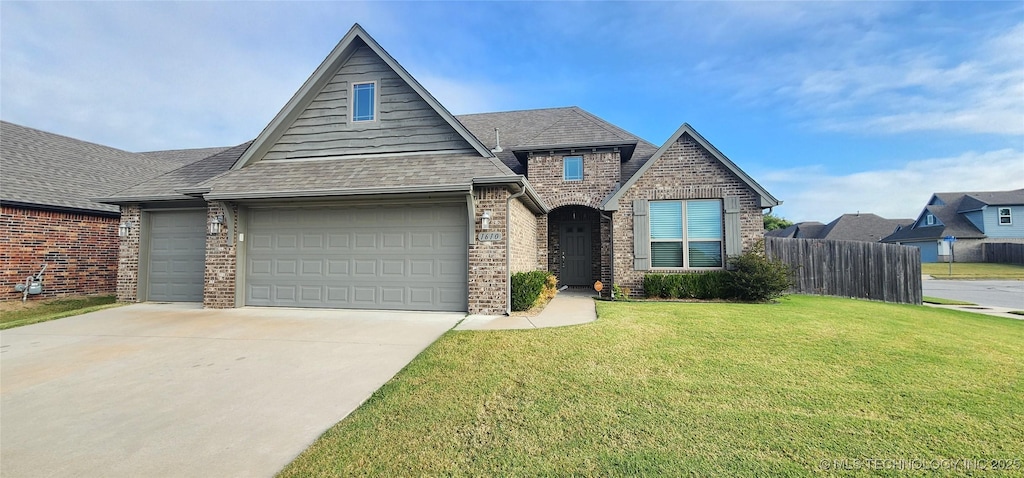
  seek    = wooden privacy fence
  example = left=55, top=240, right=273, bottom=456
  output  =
left=765, top=237, right=922, bottom=305
left=982, top=242, right=1024, bottom=265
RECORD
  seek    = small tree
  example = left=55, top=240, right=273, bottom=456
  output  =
left=726, top=240, right=793, bottom=302
left=763, top=212, right=794, bottom=231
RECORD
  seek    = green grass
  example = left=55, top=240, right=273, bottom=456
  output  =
left=922, top=262, right=1024, bottom=280
left=280, top=296, right=1024, bottom=477
left=0, top=295, right=120, bottom=330
left=922, top=296, right=976, bottom=306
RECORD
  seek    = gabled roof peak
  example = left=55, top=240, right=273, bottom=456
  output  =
left=232, top=23, right=494, bottom=170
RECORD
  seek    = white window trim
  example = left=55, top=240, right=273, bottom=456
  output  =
left=351, top=80, right=379, bottom=123
left=563, top=156, right=583, bottom=181
left=925, top=214, right=935, bottom=226
left=649, top=199, right=724, bottom=270
left=998, top=207, right=1012, bottom=225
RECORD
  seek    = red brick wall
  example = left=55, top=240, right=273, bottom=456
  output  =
left=116, top=205, right=141, bottom=302
left=1, top=206, right=118, bottom=301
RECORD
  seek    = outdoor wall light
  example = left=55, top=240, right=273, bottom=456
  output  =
left=481, top=211, right=492, bottom=230
left=209, top=215, right=224, bottom=235
left=118, top=221, right=134, bottom=238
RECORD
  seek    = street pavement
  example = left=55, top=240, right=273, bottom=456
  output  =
left=922, top=279, right=1024, bottom=309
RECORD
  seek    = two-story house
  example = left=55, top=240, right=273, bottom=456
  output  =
left=98, top=24, right=780, bottom=315
left=882, top=189, right=1024, bottom=262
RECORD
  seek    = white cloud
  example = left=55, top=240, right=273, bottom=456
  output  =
left=763, top=149, right=1024, bottom=222
left=692, top=8, right=1024, bottom=137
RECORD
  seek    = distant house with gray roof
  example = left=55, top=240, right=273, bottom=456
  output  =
left=881, top=189, right=1024, bottom=262
left=94, top=24, right=780, bottom=314
left=768, top=213, right=912, bottom=243
left=0, top=120, right=225, bottom=299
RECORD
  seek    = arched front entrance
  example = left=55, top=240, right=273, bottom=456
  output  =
left=547, top=205, right=609, bottom=288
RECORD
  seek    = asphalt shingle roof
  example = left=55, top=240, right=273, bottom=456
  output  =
left=197, top=153, right=510, bottom=199
left=816, top=214, right=913, bottom=242
left=456, top=106, right=658, bottom=181
left=99, top=106, right=662, bottom=202
left=881, top=190, right=1024, bottom=243
left=100, top=142, right=251, bottom=202
left=1, top=121, right=214, bottom=214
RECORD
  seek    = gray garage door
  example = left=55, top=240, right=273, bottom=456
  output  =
left=246, top=203, right=467, bottom=311
left=147, top=210, right=207, bottom=302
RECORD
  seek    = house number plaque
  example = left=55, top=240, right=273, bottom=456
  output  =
left=478, top=232, right=502, bottom=242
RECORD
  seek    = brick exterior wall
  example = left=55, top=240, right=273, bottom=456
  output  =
left=612, top=135, right=765, bottom=296
left=528, top=150, right=620, bottom=292
left=115, top=205, right=142, bottom=302
left=527, top=150, right=621, bottom=209
left=1, top=206, right=119, bottom=301
left=203, top=202, right=237, bottom=308
left=509, top=197, right=541, bottom=273
left=468, top=187, right=509, bottom=314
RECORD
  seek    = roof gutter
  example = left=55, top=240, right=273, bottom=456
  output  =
left=202, top=183, right=472, bottom=201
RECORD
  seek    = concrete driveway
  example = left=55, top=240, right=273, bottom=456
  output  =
left=922, top=279, right=1024, bottom=309
left=1, top=303, right=462, bottom=478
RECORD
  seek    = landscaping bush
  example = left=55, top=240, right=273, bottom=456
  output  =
left=643, top=271, right=731, bottom=299
left=725, top=241, right=793, bottom=302
left=511, top=270, right=555, bottom=311
left=688, top=271, right=730, bottom=299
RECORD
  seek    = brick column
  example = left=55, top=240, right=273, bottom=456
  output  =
left=203, top=202, right=237, bottom=308
left=468, top=187, right=509, bottom=314
left=116, top=205, right=141, bottom=302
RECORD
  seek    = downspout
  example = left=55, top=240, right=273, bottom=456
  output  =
left=505, top=187, right=526, bottom=315
left=601, top=211, right=614, bottom=300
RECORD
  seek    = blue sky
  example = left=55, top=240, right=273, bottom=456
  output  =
left=2, top=1, right=1022, bottom=222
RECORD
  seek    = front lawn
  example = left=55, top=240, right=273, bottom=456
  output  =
left=281, top=296, right=1023, bottom=477
left=0, top=295, right=119, bottom=330
left=922, top=262, right=1024, bottom=280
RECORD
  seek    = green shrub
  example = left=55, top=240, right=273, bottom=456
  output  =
left=643, top=274, right=667, bottom=298
left=643, top=271, right=731, bottom=299
left=689, top=271, right=730, bottom=299
left=511, top=270, right=554, bottom=311
left=725, top=241, right=793, bottom=302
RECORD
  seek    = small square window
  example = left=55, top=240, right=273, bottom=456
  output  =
left=999, top=207, right=1012, bottom=225
left=563, top=156, right=583, bottom=181
left=352, top=82, right=376, bottom=122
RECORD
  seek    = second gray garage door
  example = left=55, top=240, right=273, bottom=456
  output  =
left=246, top=203, right=467, bottom=311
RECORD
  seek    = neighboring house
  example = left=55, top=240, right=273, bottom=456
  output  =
left=97, top=24, right=780, bottom=315
left=768, top=213, right=912, bottom=242
left=882, top=189, right=1024, bottom=262
left=0, top=121, right=226, bottom=300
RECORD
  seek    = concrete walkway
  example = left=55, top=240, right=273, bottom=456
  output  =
left=923, top=303, right=1024, bottom=320
left=456, top=290, right=598, bottom=330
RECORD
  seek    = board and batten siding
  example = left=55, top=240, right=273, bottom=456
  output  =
left=264, top=43, right=473, bottom=160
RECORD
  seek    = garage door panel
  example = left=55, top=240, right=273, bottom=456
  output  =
left=300, top=260, right=323, bottom=275
left=147, top=210, right=206, bottom=302
left=300, top=286, right=322, bottom=301
left=302, top=234, right=324, bottom=249
left=246, top=203, right=467, bottom=311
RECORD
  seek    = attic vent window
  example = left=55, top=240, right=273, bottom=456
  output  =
left=925, top=214, right=935, bottom=226
left=352, top=82, right=376, bottom=122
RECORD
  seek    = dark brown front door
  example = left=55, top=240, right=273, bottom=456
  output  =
left=560, top=223, right=591, bottom=286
